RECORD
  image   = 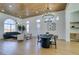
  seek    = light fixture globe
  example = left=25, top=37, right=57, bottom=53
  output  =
left=42, top=13, right=55, bottom=23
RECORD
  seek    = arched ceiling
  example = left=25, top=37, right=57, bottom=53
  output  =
left=0, top=3, right=66, bottom=19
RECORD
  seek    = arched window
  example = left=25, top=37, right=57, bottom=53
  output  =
left=4, top=19, right=16, bottom=32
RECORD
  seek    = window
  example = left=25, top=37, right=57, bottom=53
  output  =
left=4, top=19, right=16, bottom=32
left=36, top=19, right=40, bottom=34
left=26, top=21, right=30, bottom=33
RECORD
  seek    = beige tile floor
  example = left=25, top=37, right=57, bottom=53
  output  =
left=0, top=38, right=79, bottom=55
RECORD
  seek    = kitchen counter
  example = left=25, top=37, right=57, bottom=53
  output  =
left=70, top=32, right=79, bottom=41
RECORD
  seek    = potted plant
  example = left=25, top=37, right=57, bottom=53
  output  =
left=21, top=25, right=26, bottom=33
left=17, top=25, right=26, bottom=33
left=17, top=25, right=22, bottom=31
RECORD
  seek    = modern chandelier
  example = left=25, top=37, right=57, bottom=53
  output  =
left=42, top=4, right=59, bottom=23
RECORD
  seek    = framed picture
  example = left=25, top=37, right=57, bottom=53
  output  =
left=47, top=22, right=56, bottom=31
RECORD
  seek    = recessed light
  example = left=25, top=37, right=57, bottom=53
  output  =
left=9, top=5, right=12, bottom=8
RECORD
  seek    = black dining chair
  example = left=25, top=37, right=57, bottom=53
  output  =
left=50, top=35, right=58, bottom=48
left=37, top=34, right=41, bottom=45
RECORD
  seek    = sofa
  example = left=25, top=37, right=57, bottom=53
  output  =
left=3, top=32, right=21, bottom=39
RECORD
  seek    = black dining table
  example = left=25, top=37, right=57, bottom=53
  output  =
left=40, top=34, right=52, bottom=48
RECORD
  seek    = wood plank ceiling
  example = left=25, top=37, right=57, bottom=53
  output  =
left=0, top=3, right=66, bottom=19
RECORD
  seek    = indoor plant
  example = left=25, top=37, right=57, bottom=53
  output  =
left=17, top=25, right=26, bottom=33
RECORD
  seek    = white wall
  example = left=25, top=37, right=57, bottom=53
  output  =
left=0, top=10, right=66, bottom=40
left=66, top=3, right=79, bottom=42
left=0, top=12, right=22, bottom=39
left=23, top=10, right=65, bottom=39
left=70, top=11, right=79, bottom=22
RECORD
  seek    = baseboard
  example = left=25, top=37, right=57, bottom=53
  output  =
left=57, top=39, right=65, bottom=41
